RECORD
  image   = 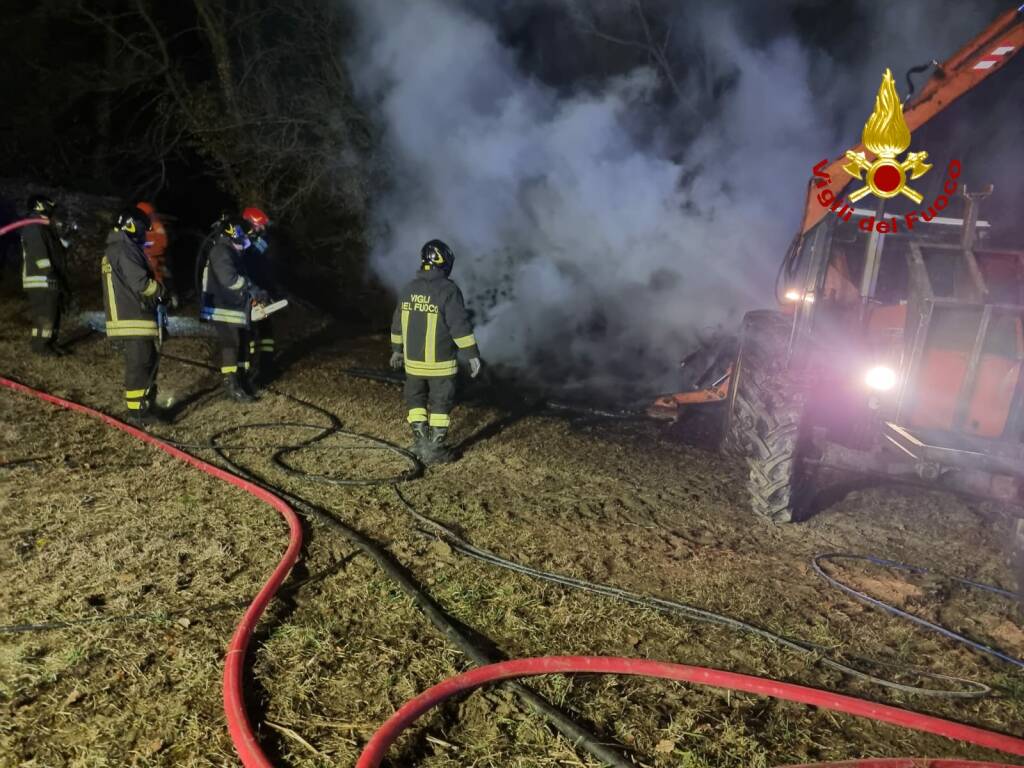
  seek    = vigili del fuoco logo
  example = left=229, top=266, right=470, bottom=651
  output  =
left=811, top=68, right=962, bottom=234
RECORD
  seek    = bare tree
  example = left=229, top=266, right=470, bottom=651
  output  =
left=73, top=0, right=372, bottom=221
left=561, top=0, right=718, bottom=122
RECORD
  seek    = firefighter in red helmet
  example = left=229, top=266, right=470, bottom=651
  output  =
left=200, top=218, right=269, bottom=401
left=241, top=206, right=278, bottom=385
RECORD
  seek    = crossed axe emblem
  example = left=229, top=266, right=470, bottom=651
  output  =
left=843, top=150, right=932, bottom=204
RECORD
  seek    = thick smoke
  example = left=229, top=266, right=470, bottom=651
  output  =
left=348, top=0, right=1009, bottom=400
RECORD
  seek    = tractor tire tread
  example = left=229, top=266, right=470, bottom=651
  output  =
left=727, top=310, right=807, bottom=523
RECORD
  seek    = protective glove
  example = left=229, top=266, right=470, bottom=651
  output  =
left=142, top=282, right=165, bottom=311
left=389, top=351, right=404, bottom=370
left=250, top=287, right=271, bottom=304
left=469, top=357, right=482, bottom=379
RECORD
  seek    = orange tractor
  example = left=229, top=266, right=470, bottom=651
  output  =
left=651, top=2, right=1024, bottom=574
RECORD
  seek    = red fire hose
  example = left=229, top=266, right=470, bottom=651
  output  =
left=0, top=217, right=48, bottom=236
left=356, top=656, right=1024, bottom=768
left=5, top=376, right=1024, bottom=768
left=0, top=376, right=302, bottom=768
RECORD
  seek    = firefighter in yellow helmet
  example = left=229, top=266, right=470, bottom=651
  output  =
left=390, top=239, right=482, bottom=464
left=21, top=194, right=71, bottom=355
left=102, top=206, right=169, bottom=425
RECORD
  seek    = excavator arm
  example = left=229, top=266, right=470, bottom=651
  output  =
left=801, top=5, right=1024, bottom=235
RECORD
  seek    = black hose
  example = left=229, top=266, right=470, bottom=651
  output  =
left=0, top=613, right=176, bottom=634
left=0, top=457, right=48, bottom=470
left=543, top=400, right=646, bottom=420
left=813, top=554, right=1024, bottom=669
left=204, top=417, right=636, bottom=768
left=342, top=367, right=404, bottom=385
left=271, top=423, right=421, bottom=485
left=386, top=489, right=991, bottom=700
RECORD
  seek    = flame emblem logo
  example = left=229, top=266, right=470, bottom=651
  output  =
left=843, top=69, right=931, bottom=203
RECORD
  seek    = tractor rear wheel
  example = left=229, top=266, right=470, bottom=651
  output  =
left=725, top=310, right=811, bottom=523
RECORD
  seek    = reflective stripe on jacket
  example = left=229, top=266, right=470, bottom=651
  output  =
left=201, top=237, right=250, bottom=326
left=390, top=268, right=479, bottom=377
left=21, top=222, right=65, bottom=291
left=102, top=231, right=160, bottom=338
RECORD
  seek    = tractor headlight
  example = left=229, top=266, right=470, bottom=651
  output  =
left=784, top=289, right=814, bottom=303
left=864, top=365, right=897, bottom=391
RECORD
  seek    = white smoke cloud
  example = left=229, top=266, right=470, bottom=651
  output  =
left=347, top=0, right=1009, bottom=399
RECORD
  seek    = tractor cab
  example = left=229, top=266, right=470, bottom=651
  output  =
left=759, top=188, right=1024, bottom=519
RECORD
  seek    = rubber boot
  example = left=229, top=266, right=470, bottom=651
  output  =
left=242, top=370, right=264, bottom=399
left=253, top=356, right=276, bottom=389
left=148, top=386, right=174, bottom=424
left=223, top=373, right=256, bottom=403
left=126, top=401, right=167, bottom=428
left=31, top=338, right=58, bottom=357
left=409, top=422, right=428, bottom=459
left=421, top=426, right=454, bottom=465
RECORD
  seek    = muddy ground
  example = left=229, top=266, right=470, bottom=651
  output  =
left=1, top=282, right=1023, bottom=768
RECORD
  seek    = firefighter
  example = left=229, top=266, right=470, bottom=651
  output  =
left=241, top=206, right=277, bottom=385
left=200, top=218, right=268, bottom=402
left=102, top=206, right=168, bottom=425
left=390, top=239, right=482, bottom=464
left=20, top=194, right=70, bottom=356
left=136, top=201, right=178, bottom=307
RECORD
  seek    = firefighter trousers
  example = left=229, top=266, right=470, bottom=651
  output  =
left=404, top=374, right=456, bottom=428
left=249, top=317, right=275, bottom=378
left=214, top=323, right=250, bottom=376
left=123, top=338, right=158, bottom=412
left=27, top=289, right=60, bottom=351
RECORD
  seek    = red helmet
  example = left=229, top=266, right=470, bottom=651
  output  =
left=136, top=201, right=156, bottom=216
left=242, top=206, right=270, bottom=234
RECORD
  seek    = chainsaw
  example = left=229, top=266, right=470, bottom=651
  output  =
left=250, top=298, right=288, bottom=322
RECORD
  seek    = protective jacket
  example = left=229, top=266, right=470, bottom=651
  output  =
left=21, top=222, right=66, bottom=292
left=102, top=231, right=161, bottom=338
left=391, top=268, right=479, bottom=377
left=201, top=236, right=250, bottom=326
